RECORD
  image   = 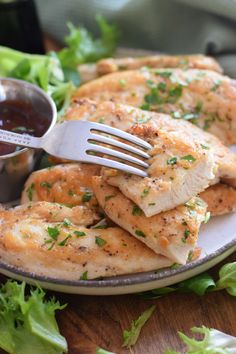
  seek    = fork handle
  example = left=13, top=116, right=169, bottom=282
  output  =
left=0, top=129, right=41, bottom=149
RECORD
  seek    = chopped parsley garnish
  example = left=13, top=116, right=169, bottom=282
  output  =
left=167, top=157, right=177, bottom=165
left=95, top=236, right=107, bottom=247
left=204, top=211, right=211, bottom=224
left=211, top=79, right=222, bottom=92
left=68, top=189, right=75, bottom=196
left=63, top=218, right=71, bottom=227
left=119, top=79, right=127, bottom=87
left=58, top=234, right=72, bottom=246
left=141, top=188, right=150, bottom=198
left=172, top=111, right=199, bottom=121
left=185, top=199, right=196, bottom=209
left=155, top=70, right=172, bottom=78
left=195, top=101, right=203, bottom=113
left=132, top=205, right=142, bottom=216
left=105, top=195, right=115, bottom=201
left=157, top=82, right=166, bottom=92
left=143, top=77, right=183, bottom=108
left=140, top=103, right=150, bottom=111
left=180, top=155, right=196, bottom=162
left=82, top=192, right=92, bottom=202
left=169, top=85, right=183, bottom=101
left=182, top=113, right=199, bottom=120
left=146, top=79, right=155, bottom=88
left=93, top=225, right=108, bottom=229
left=172, top=111, right=181, bottom=119
left=203, top=114, right=215, bottom=130
left=47, top=226, right=60, bottom=240
left=200, top=144, right=210, bottom=150
left=148, top=202, right=156, bottom=206
left=98, top=117, right=105, bottom=123
left=74, top=231, right=86, bottom=237
left=182, top=229, right=190, bottom=243
left=40, top=181, right=52, bottom=189
left=80, top=271, right=88, bottom=280
left=135, top=230, right=146, bottom=238
left=26, top=183, right=35, bottom=201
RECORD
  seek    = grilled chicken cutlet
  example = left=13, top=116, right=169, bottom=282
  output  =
left=0, top=202, right=172, bottom=280
left=102, top=123, right=215, bottom=216
left=93, top=177, right=207, bottom=264
left=200, top=184, right=236, bottom=216
left=78, top=54, right=222, bottom=83
left=64, top=99, right=236, bottom=188
left=75, top=68, right=236, bottom=145
left=21, top=164, right=100, bottom=207
left=96, top=54, right=222, bottom=75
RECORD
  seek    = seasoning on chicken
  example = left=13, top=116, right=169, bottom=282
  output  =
left=63, top=99, right=236, bottom=188
left=92, top=177, right=207, bottom=264
left=0, top=202, right=172, bottom=280
left=78, top=54, right=222, bottom=83
left=74, top=68, right=236, bottom=145
left=21, top=163, right=100, bottom=208
left=96, top=54, right=222, bottom=75
left=103, top=122, right=215, bottom=216
left=200, top=183, right=236, bottom=216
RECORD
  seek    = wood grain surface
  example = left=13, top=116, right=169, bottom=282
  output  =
left=53, top=252, right=235, bottom=354
left=0, top=253, right=235, bottom=354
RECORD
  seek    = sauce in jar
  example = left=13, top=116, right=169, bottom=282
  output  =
left=0, top=99, right=50, bottom=156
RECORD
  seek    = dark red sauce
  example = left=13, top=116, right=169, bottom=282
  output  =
left=0, top=99, right=50, bottom=156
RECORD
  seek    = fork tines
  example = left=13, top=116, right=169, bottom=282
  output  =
left=85, top=122, right=151, bottom=177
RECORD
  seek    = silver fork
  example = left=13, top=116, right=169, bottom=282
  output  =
left=0, top=121, right=151, bottom=177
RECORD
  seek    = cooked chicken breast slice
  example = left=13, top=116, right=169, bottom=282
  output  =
left=8, top=201, right=99, bottom=226
left=200, top=183, right=236, bottom=216
left=74, top=68, right=236, bottom=145
left=96, top=55, right=222, bottom=76
left=92, top=177, right=206, bottom=264
left=0, top=202, right=172, bottom=280
left=21, top=163, right=100, bottom=207
left=64, top=99, right=236, bottom=187
left=78, top=55, right=222, bottom=83
left=102, top=122, right=215, bottom=216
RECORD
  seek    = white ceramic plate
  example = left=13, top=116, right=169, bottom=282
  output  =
left=1, top=49, right=236, bottom=295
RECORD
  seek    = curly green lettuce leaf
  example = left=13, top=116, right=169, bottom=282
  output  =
left=164, top=326, right=236, bottom=354
left=216, top=262, right=236, bottom=296
left=122, top=305, right=156, bottom=348
left=141, top=272, right=216, bottom=299
left=58, top=15, right=119, bottom=69
left=0, top=280, right=67, bottom=354
left=141, top=262, right=236, bottom=299
left=96, top=348, right=116, bottom=354
left=0, top=45, right=73, bottom=115
left=178, top=273, right=216, bottom=295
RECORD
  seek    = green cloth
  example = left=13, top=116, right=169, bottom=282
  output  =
left=35, top=0, right=236, bottom=76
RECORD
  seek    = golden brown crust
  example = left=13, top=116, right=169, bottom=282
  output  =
left=63, top=98, right=236, bottom=188
left=96, top=55, right=223, bottom=75
left=0, top=202, right=172, bottom=280
left=74, top=68, right=236, bottom=145
left=92, top=176, right=206, bottom=264
left=21, top=164, right=101, bottom=208
left=200, top=183, right=236, bottom=216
